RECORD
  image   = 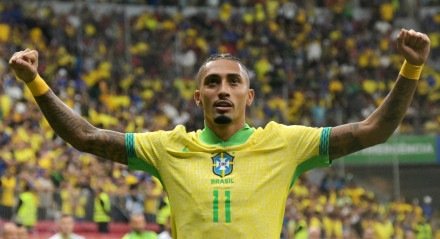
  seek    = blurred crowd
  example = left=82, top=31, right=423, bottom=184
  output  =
left=283, top=171, right=436, bottom=238
left=0, top=0, right=439, bottom=238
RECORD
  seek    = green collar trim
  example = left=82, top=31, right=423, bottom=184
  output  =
left=199, top=123, right=255, bottom=147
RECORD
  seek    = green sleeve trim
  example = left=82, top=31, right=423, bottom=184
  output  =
left=319, top=127, right=331, bottom=156
left=125, top=133, right=136, bottom=159
left=290, top=155, right=330, bottom=188
left=124, top=133, right=163, bottom=183
left=289, top=127, right=332, bottom=189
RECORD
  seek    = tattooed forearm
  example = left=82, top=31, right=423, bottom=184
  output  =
left=34, top=91, right=127, bottom=164
left=329, top=123, right=364, bottom=160
left=35, top=91, right=87, bottom=143
left=365, top=76, right=418, bottom=136
left=85, top=129, right=127, bottom=164
left=329, top=77, right=418, bottom=160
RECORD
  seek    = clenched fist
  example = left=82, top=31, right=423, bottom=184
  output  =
left=9, top=49, right=39, bottom=83
left=397, top=29, right=430, bottom=66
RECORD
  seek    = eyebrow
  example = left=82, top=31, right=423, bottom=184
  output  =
left=203, top=73, right=243, bottom=81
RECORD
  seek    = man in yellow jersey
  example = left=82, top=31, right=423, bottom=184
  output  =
left=0, top=168, right=17, bottom=220
left=8, top=29, right=430, bottom=239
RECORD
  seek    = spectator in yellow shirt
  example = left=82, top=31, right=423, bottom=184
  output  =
left=0, top=168, right=16, bottom=220
left=144, top=177, right=163, bottom=223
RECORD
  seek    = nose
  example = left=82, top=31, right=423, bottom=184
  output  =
left=218, top=80, right=230, bottom=98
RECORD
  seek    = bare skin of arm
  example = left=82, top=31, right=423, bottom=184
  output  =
left=9, top=49, right=127, bottom=164
left=329, top=76, right=417, bottom=160
left=34, top=91, right=127, bottom=164
left=329, top=29, right=431, bottom=160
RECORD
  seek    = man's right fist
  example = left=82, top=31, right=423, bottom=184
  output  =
left=9, top=49, right=39, bottom=83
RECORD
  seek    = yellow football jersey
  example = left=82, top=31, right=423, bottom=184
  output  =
left=126, top=121, right=331, bottom=239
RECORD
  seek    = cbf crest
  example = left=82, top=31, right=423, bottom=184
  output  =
left=212, top=152, right=234, bottom=177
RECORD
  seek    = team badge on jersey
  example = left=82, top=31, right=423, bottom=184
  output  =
left=212, top=152, right=234, bottom=178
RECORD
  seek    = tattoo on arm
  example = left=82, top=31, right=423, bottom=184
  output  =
left=35, top=91, right=127, bottom=164
left=370, top=76, right=417, bottom=128
left=329, top=76, right=418, bottom=160
left=85, top=129, right=127, bottom=164
left=329, top=123, right=364, bottom=160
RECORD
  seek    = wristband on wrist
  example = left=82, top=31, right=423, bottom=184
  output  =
left=399, top=60, right=424, bottom=80
left=26, top=74, right=50, bottom=96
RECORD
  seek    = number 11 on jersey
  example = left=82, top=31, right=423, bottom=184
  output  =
left=213, top=189, right=231, bottom=223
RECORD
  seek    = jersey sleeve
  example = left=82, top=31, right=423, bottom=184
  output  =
left=293, top=126, right=332, bottom=171
left=125, top=131, right=164, bottom=179
left=274, top=123, right=332, bottom=187
left=276, top=124, right=331, bottom=162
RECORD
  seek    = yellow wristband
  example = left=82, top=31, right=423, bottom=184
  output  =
left=26, top=74, right=50, bottom=96
left=399, top=60, right=423, bottom=80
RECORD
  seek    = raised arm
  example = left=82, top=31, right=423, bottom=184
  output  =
left=9, top=49, right=127, bottom=164
left=329, top=29, right=431, bottom=160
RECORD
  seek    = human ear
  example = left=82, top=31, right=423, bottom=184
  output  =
left=194, top=90, right=201, bottom=106
left=246, top=89, right=255, bottom=106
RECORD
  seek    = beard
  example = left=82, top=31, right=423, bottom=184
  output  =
left=214, top=115, right=232, bottom=124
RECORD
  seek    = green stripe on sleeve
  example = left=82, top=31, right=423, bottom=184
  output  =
left=124, top=133, right=163, bottom=183
left=290, top=155, right=330, bottom=189
left=290, top=127, right=332, bottom=189
left=319, top=127, right=331, bottom=156
left=125, top=133, right=136, bottom=159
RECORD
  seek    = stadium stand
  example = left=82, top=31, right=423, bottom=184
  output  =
left=0, top=0, right=439, bottom=238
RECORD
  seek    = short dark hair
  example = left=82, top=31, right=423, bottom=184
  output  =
left=195, top=53, right=250, bottom=88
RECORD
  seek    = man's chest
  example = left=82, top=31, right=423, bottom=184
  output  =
left=159, top=149, right=294, bottom=204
